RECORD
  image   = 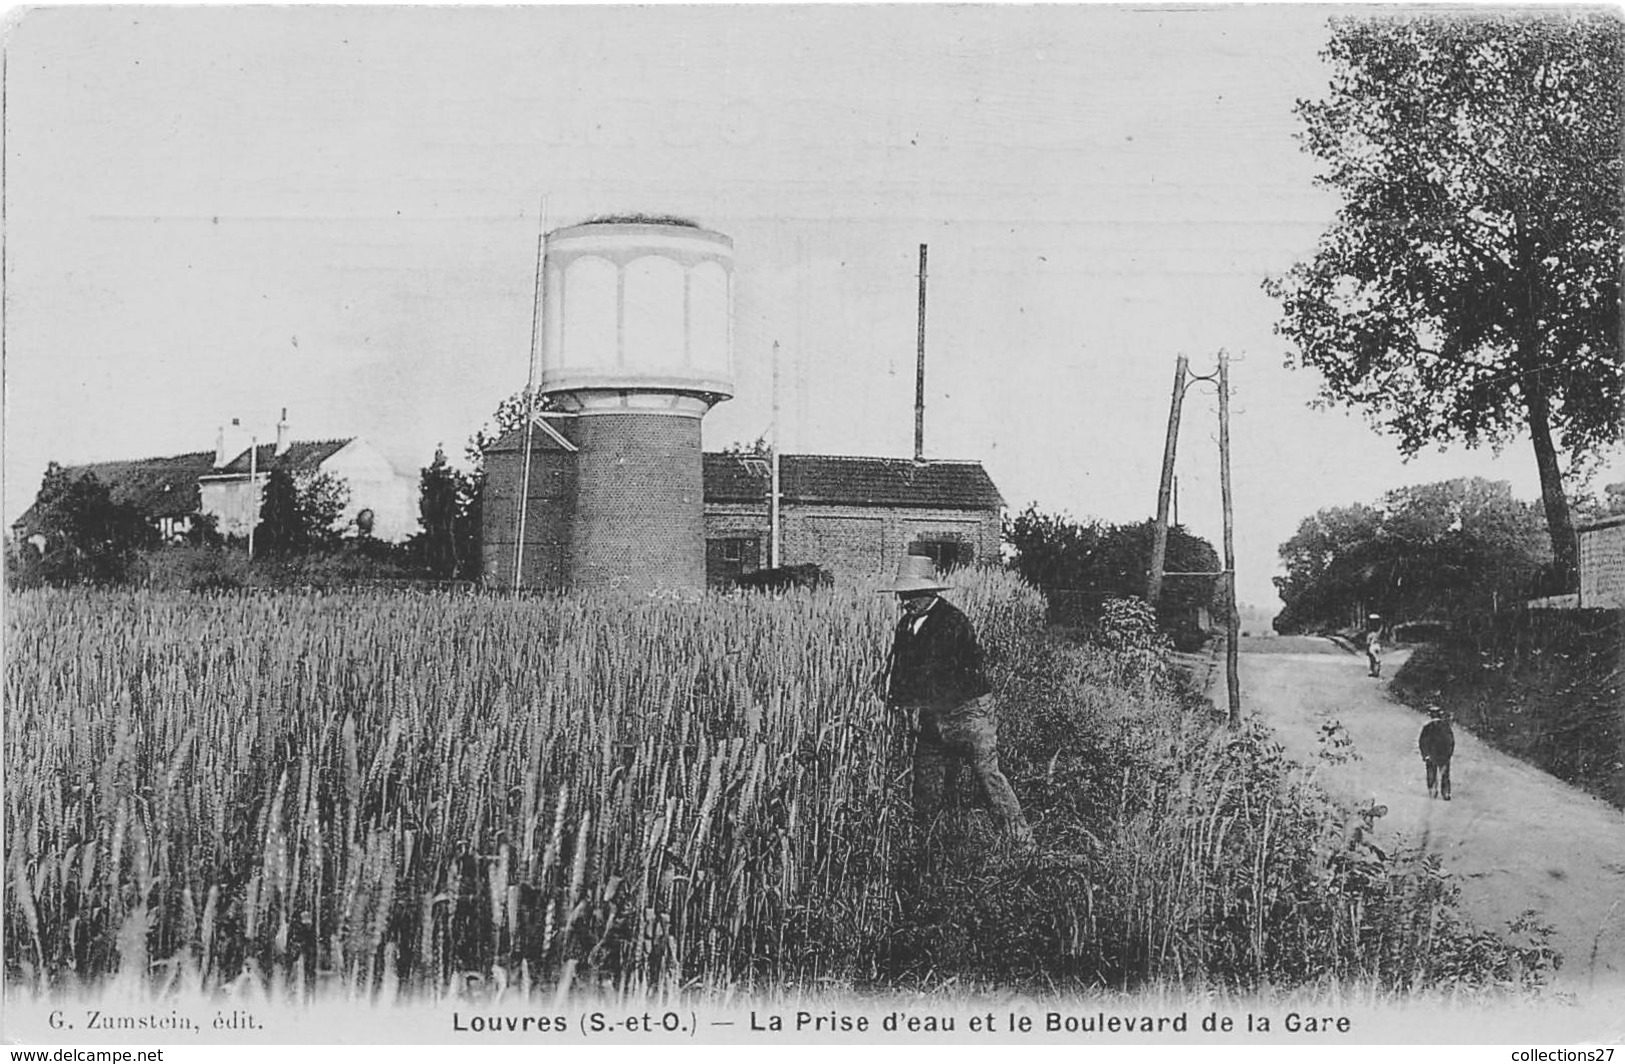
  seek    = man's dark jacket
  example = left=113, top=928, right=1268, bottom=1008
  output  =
left=886, top=598, right=993, bottom=706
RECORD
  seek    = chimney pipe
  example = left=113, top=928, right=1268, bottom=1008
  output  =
left=215, top=417, right=246, bottom=468
left=275, top=407, right=290, bottom=456
left=915, top=243, right=927, bottom=462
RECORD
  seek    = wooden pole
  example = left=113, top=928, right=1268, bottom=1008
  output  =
left=771, top=341, right=782, bottom=568
left=1147, top=355, right=1189, bottom=606
left=1219, top=351, right=1241, bottom=728
left=247, top=436, right=257, bottom=561
left=512, top=197, right=547, bottom=593
left=914, top=244, right=927, bottom=462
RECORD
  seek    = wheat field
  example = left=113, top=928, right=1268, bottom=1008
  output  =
left=6, top=567, right=1560, bottom=1006
left=3, top=570, right=1051, bottom=1000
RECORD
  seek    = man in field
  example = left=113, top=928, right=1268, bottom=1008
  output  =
left=877, top=555, right=1034, bottom=849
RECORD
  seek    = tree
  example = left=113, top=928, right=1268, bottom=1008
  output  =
left=35, top=461, right=72, bottom=514
left=721, top=436, right=771, bottom=457
left=252, top=468, right=351, bottom=557
left=1263, top=13, right=1623, bottom=587
left=299, top=472, right=351, bottom=549
left=184, top=512, right=223, bottom=548
left=465, top=387, right=562, bottom=476
left=256, top=468, right=306, bottom=556
left=417, top=447, right=477, bottom=579
left=1273, top=503, right=1385, bottom=633
left=15, top=464, right=156, bottom=585
left=1274, top=477, right=1552, bottom=632
left=1004, top=504, right=1222, bottom=634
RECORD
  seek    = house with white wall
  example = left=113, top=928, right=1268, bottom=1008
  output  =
left=197, top=412, right=417, bottom=542
left=13, top=411, right=420, bottom=545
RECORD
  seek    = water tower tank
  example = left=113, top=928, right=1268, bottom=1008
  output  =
left=539, top=220, right=735, bottom=593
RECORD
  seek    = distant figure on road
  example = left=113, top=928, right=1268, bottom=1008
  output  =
left=876, top=555, right=1034, bottom=851
left=1418, top=706, right=1455, bottom=801
left=1365, top=613, right=1384, bottom=678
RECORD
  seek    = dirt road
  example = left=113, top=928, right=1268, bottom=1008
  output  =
left=1232, top=635, right=1625, bottom=990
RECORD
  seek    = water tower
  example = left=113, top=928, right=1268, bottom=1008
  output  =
left=538, top=219, right=734, bottom=592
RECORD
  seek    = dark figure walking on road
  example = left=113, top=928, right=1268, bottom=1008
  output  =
left=1418, top=706, right=1455, bottom=801
left=878, top=555, right=1033, bottom=849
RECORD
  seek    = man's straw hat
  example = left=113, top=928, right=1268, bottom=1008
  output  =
left=877, top=554, right=950, bottom=595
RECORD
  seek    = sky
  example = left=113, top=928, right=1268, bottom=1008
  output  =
left=3, top=4, right=1619, bottom=610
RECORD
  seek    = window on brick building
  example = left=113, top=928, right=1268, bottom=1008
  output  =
left=908, top=537, right=972, bottom=572
left=706, top=536, right=762, bottom=588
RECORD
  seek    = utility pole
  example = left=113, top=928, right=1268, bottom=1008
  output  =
left=513, top=198, right=548, bottom=593
left=1219, top=351, right=1241, bottom=728
left=914, top=243, right=927, bottom=462
left=1147, top=355, right=1189, bottom=606
left=247, top=436, right=258, bottom=561
left=770, top=341, right=782, bottom=568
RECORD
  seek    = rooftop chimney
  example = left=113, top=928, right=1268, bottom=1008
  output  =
left=214, top=417, right=252, bottom=469
left=275, top=407, right=290, bottom=457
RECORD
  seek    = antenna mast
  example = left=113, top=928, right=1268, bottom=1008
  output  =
left=512, top=197, right=548, bottom=593
left=915, top=244, right=928, bottom=462
left=771, top=341, right=782, bottom=568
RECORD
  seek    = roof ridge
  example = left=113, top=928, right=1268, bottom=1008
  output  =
left=784, top=455, right=989, bottom=468
left=706, top=451, right=986, bottom=466
left=59, top=449, right=219, bottom=468
left=271, top=437, right=355, bottom=448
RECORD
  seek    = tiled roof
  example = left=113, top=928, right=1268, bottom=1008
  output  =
left=12, top=450, right=217, bottom=528
left=208, top=439, right=353, bottom=476
left=704, top=453, right=1004, bottom=511
left=703, top=453, right=772, bottom=500
left=485, top=424, right=577, bottom=454
left=13, top=439, right=359, bottom=531
left=487, top=435, right=1002, bottom=510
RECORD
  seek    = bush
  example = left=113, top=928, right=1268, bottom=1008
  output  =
left=138, top=545, right=252, bottom=592
left=5, top=538, right=46, bottom=590
left=15, top=467, right=156, bottom=586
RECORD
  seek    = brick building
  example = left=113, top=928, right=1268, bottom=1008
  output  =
left=482, top=428, right=1004, bottom=591
left=700, top=452, right=1003, bottom=588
